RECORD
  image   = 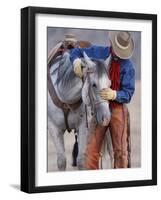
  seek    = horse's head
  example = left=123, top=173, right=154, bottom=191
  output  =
left=82, top=52, right=111, bottom=126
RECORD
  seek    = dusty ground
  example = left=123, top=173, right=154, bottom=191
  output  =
left=48, top=81, right=141, bottom=172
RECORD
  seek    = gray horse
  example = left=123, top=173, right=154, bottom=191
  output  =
left=48, top=51, right=111, bottom=170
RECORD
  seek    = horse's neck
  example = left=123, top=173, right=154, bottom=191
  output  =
left=51, top=57, right=82, bottom=104
left=58, top=68, right=82, bottom=103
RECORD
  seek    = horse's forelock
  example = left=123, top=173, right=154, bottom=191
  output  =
left=92, top=59, right=107, bottom=78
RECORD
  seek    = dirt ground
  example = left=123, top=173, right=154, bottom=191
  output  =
left=48, top=81, right=141, bottom=172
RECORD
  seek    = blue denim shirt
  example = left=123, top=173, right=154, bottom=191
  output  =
left=70, top=45, right=135, bottom=104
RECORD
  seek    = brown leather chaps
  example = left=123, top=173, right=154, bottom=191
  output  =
left=85, top=104, right=130, bottom=169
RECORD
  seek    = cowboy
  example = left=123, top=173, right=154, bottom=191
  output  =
left=70, top=31, right=135, bottom=169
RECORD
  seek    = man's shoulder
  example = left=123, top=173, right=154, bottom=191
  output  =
left=121, top=59, right=134, bottom=69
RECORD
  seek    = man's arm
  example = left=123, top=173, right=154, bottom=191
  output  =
left=116, top=62, right=135, bottom=103
left=70, top=45, right=110, bottom=62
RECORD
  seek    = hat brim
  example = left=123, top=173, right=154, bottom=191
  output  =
left=109, top=31, right=134, bottom=59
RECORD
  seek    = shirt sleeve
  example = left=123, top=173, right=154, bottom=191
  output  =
left=70, top=45, right=110, bottom=62
left=115, top=62, right=135, bottom=103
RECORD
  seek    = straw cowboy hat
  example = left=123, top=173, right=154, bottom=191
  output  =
left=109, top=31, right=134, bottom=59
left=64, top=34, right=77, bottom=43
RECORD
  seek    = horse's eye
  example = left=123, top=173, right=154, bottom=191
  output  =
left=92, top=83, right=97, bottom=88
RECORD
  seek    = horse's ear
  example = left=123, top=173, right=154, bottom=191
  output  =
left=82, top=78, right=90, bottom=105
left=83, top=51, right=95, bottom=68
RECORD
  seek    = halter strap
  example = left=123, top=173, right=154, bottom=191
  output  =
left=83, top=68, right=108, bottom=123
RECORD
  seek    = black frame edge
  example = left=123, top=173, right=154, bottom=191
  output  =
left=21, top=7, right=30, bottom=193
left=152, top=14, right=157, bottom=185
left=23, top=6, right=157, bottom=20
left=32, top=180, right=155, bottom=193
left=21, top=7, right=36, bottom=193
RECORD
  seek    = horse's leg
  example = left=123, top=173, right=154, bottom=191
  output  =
left=48, top=118, right=66, bottom=170
left=77, top=119, right=88, bottom=170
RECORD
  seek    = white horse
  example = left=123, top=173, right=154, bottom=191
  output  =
left=48, top=51, right=111, bottom=170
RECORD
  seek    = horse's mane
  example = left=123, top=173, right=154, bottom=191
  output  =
left=54, top=53, right=108, bottom=90
left=91, top=58, right=108, bottom=78
left=56, top=52, right=76, bottom=88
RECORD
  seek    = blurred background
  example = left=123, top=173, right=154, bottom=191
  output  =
left=47, top=27, right=141, bottom=171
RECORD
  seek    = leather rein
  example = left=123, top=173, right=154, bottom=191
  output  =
left=83, top=66, right=107, bottom=113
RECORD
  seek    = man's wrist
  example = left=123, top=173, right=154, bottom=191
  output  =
left=112, top=90, right=117, bottom=100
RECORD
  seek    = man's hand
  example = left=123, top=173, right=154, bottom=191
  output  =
left=100, top=88, right=117, bottom=101
left=73, top=58, right=83, bottom=78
